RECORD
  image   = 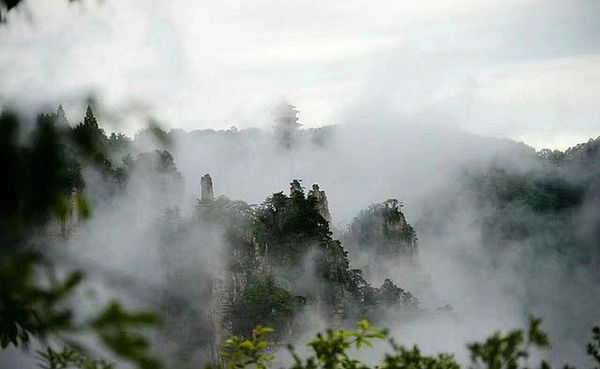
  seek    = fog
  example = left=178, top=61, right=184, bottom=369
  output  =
left=172, top=121, right=517, bottom=224
left=1, top=1, right=599, bottom=368
left=0, top=98, right=598, bottom=368
left=46, top=112, right=594, bottom=366
left=2, top=0, right=600, bottom=149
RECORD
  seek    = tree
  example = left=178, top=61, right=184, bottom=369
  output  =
left=214, top=318, right=600, bottom=369
left=1, top=0, right=80, bottom=23
left=71, top=105, right=109, bottom=159
left=0, top=0, right=22, bottom=22
left=0, top=111, right=161, bottom=369
left=588, top=326, right=600, bottom=369
left=55, top=105, right=70, bottom=127
left=229, top=276, right=305, bottom=338
left=274, top=103, right=301, bottom=150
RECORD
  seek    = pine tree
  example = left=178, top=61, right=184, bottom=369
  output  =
left=55, top=105, right=69, bottom=126
left=71, top=105, right=108, bottom=158
left=84, top=105, right=98, bottom=129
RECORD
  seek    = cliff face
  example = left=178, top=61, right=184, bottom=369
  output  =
left=209, top=270, right=248, bottom=359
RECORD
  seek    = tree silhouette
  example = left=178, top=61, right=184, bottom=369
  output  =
left=274, top=103, right=301, bottom=150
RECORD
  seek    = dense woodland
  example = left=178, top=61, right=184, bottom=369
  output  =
left=1, top=105, right=599, bottom=368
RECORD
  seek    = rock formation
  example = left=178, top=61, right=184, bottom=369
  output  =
left=201, top=174, right=214, bottom=200
left=308, top=184, right=331, bottom=222
left=191, top=176, right=417, bottom=365
left=290, top=179, right=303, bottom=194
left=346, top=198, right=417, bottom=257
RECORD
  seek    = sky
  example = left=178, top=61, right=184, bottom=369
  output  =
left=1, top=0, right=599, bottom=149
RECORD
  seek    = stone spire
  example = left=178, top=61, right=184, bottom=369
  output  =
left=308, top=184, right=331, bottom=222
left=290, top=179, right=303, bottom=194
left=201, top=174, right=214, bottom=201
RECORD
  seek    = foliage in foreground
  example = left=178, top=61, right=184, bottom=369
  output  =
left=0, top=108, right=163, bottom=369
left=0, top=250, right=162, bottom=369
left=37, top=347, right=114, bottom=369
left=214, top=319, right=600, bottom=369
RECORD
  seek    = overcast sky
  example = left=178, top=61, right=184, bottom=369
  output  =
left=1, top=0, right=599, bottom=149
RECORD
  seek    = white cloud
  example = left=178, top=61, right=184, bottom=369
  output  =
left=463, top=54, right=600, bottom=149
left=0, top=0, right=599, bottom=147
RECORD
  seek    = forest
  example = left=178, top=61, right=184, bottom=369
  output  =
left=1, top=1, right=599, bottom=368
left=1, top=105, right=599, bottom=368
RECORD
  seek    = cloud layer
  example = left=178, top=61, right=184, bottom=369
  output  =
left=1, top=0, right=599, bottom=148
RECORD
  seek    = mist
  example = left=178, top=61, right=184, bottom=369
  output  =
left=167, top=118, right=598, bottom=365
left=20, top=108, right=589, bottom=366
left=2, top=1, right=599, bottom=369
left=2, top=99, right=598, bottom=367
